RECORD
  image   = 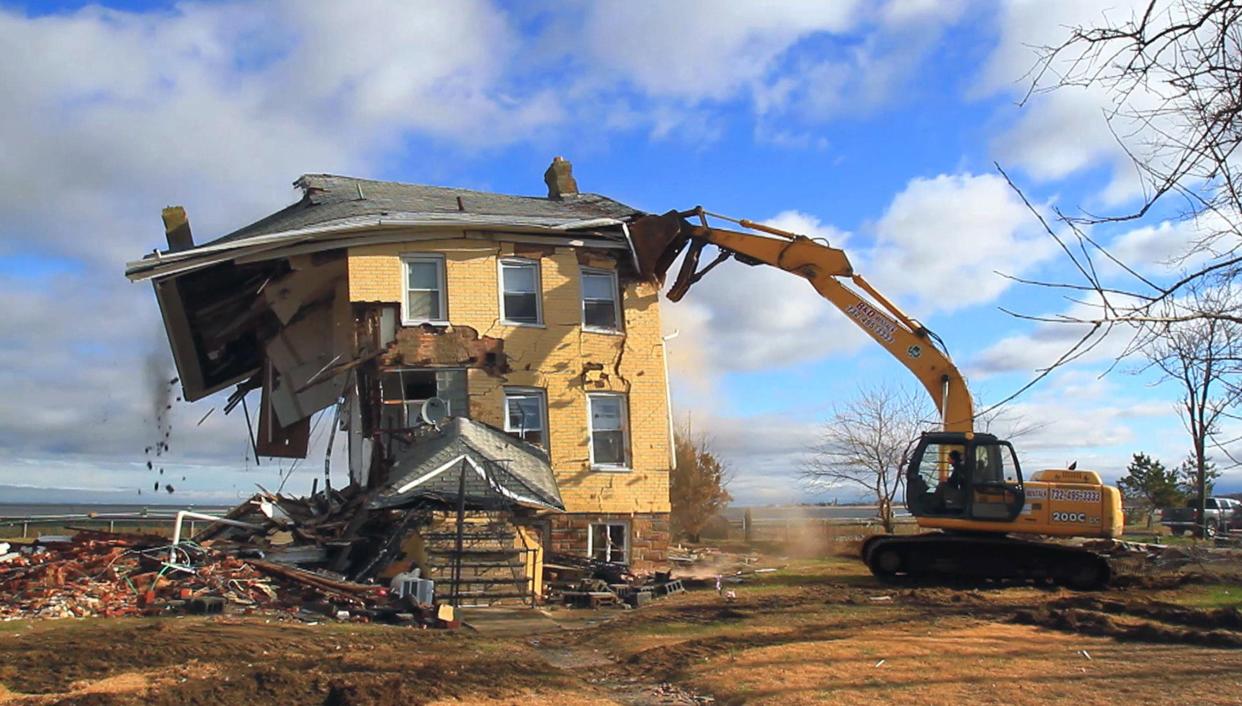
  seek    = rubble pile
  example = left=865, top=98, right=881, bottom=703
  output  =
left=0, top=530, right=390, bottom=621
left=543, top=553, right=685, bottom=608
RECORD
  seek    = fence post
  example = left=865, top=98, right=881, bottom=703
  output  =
left=109, top=520, right=115, bottom=533
left=22, top=521, right=28, bottom=538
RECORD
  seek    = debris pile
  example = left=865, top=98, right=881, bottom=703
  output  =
left=543, top=553, right=685, bottom=609
left=0, top=494, right=469, bottom=626
left=0, top=530, right=401, bottom=621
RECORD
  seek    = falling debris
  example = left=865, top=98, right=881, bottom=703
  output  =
left=165, top=484, right=174, bottom=494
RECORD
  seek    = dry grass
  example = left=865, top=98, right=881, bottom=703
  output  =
left=3, top=553, right=1241, bottom=705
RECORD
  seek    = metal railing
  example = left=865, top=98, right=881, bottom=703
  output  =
left=0, top=509, right=230, bottom=539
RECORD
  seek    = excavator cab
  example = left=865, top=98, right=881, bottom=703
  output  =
left=905, top=431, right=1025, bottom=522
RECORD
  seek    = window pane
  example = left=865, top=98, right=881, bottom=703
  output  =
left=408, top=261, right=439, bottom=290
left=507, top=396, right=543, bottom=431
left=592, top=430, right=625, bottom=465
left=407, top=291, right=439, bottom=320
left=590, top=525, right=609, bottom=561
left=436, top=370, right=468, bottom=418
left=503, top=293, right=539, bottom=323
left=502, top=263, right=537, bottom=293
left=402, top=371, right=438, bottom=400
left=582, top=272, right=615, bottom=301
left=584, top=300, right=617, bottom=329
left=590, top=396, right=622, bottom=431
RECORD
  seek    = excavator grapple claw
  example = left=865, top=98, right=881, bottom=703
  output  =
left=629, top=211, right=690, bottom=286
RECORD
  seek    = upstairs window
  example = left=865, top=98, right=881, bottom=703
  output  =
left=588, top=393, right=629, bottom=469
left=500, top=258, right=542, bottom=325
left=503, top=388, right=547, bottom=448
left=403, top=255, right=447, bottom=324
left=379, top=368, right=467, bottom=429
left=581, top=268, right=620, bottom=332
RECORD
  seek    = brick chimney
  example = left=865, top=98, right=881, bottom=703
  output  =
left=162, top=206, right=194, bottom=252
left=544, top=156, right=578, bottom=200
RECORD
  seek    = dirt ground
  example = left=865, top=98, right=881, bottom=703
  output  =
left=1, top=552, right=1240, bottom=705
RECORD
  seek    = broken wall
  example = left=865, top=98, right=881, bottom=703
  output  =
left=347, top=236, right=672, bottom=517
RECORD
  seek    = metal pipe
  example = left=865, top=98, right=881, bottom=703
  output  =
left=661, top=330, right=679, bottom=470
left=169, top=511, right=263, bottom=563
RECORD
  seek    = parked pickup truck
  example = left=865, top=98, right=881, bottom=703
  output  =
left=1160, top=497, right=1242, bottom=538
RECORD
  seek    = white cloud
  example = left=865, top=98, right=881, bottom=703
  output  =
left=0, top=1, right=559, bottom=265
left=675, top=407, right=823, bottom=505
left=577, top=1, right=861, bottom=102
left=662, top=210, right=864, bottom=389
left=980, top=0, right=1193, bottom=206
left=1106, top=210, right=1241, bottom=278
left=987, top=369, right=1176, bottom=481
left=867, top=173, right=1057, bottom=312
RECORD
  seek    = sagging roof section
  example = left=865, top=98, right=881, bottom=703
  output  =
left=125, top=173, right=641, bottom=282
left=372, top=418, right=564, bottom=512
left=217, top=173, right=641, bottom=245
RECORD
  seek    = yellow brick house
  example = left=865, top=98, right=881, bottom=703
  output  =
left=125, top=158, right=673, bottom=578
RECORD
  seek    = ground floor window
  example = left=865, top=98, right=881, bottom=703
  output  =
left=588, top=521, right=628, bottom=564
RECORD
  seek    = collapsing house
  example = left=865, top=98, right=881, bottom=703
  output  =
left=124, top=158, right=674, bottom=604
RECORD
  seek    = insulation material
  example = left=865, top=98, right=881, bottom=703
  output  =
left=265, top=306, right=348, bottom=426
left=263, top=257, right=346, bottom=324
left=346, top=384, right=373, bottom=487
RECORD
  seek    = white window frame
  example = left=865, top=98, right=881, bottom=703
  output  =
left=498, top=257, right=544, bottom=327
left=587, top=520, right=629, bottom=564
left=587, top=392, right=630, bottom=471
left=503, top=387, right=548, bottom=449
left=580, top=267, right=622, bottom=334
left=401, top=254, right=448, bottom=325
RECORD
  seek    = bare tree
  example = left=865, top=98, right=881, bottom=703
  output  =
left=1029, top=0, right=1242, bottom=237
left=1143, top=283, right=1242, bottom=533
left=985, top=1, right=1242, bottom=410
left=802, top=385, right=932, bottom=533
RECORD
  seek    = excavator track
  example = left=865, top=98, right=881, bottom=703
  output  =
left=862, top=533, right=1112, bottom=590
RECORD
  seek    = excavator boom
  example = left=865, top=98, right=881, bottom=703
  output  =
left=630, top=209, right=974, bottom=431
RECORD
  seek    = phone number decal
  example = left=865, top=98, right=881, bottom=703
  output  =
left=1050, top=489, right=1100, bottom=503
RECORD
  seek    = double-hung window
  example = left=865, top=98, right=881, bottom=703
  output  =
left=588, top=522, right=628, bottom=563
left=581, top=268, right=621, bottom=332
left=587, top=393, right=629, bottom=469
left=403, top=255, right=447, bottom=324
left=500, top=258, right=542, bottom=325
left=503, top=388, right=547, bottom=448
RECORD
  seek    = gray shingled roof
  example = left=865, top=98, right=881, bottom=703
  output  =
left=370, top=417, right=564, bottom=511
left=208, top=173, right=642, bottom=247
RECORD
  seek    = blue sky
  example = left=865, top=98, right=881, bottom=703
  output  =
left=0, top=0, right=1229, bottom=505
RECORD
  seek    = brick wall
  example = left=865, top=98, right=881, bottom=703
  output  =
left=546, top=512, right=671, bottom=572
left=348, top=235, right=672, bottom=557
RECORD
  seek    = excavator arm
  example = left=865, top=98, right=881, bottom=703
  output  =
left=629, top=208, right=975, bottom=432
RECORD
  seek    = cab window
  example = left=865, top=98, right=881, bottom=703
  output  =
left=974, top=444, right=1020, bottom=485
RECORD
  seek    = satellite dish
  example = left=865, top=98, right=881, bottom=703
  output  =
left=421, top=397, right=449, bottom=425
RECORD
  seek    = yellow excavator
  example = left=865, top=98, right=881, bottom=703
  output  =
left=629, top=208, right=1124, bottom=589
